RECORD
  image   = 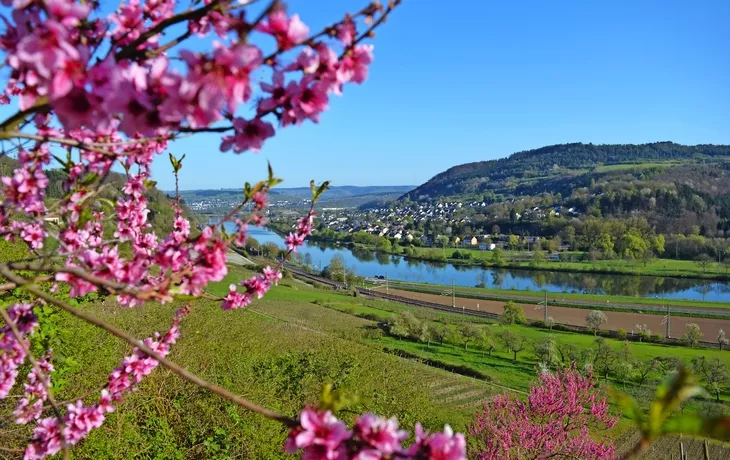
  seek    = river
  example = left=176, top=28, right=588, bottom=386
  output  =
left=228, top=224, right=730, bottom=303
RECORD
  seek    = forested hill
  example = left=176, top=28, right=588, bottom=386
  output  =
left=403, top=142, right=730, bottom=201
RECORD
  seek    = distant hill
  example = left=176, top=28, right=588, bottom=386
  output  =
left=401, top=142, right=730, bottom=235
left=404, top=142, right=730, bottom=201
left=181, top=185, right=413, bottom=200
left=271, top=185, right=415, bottom=199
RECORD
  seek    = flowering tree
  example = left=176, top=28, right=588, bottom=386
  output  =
left=0, top=0, right=467, bottom=458
left=469, top=367, right=617, bottom=459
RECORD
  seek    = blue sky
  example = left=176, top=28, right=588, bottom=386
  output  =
left=3, top=1, right=730, bottom=191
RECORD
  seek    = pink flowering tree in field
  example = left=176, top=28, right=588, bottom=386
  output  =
left=469, top=367, right=618, bottom=460
left=0, top=0, right=467, bottom=458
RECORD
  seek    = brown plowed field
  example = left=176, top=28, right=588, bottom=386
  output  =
left=387, top=288, right=730, bottom=339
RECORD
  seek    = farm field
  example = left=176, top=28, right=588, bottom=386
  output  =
left=382, top=279, right=730, bottom=311
left=383, top=287, right=730, bottom=340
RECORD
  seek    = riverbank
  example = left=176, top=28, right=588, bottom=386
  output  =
left=301, top=232, right=730, bottom=282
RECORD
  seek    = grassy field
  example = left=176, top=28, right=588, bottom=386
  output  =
left=0, top=270, right=496, bottom=458
left=3, top=266, right=728, bottom=457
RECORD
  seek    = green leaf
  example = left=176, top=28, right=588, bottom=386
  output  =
left=319, top=383, right=360, bottom=413
left=143, top=179, right=158, bottom=189
left=51, top=154, right=70, bottom=171
left=311, top=180, right=330, bottom=202
left=648, top=366, right=705, bottom=436
left=663, top=414, right=730, bottom=442
left=99, top=198, right=116, bottom=211
left=77, top=208, right=93, bottom=228
left=81, top=172, right=99, bottom=186
left=611, top=389, right=644, bottom=425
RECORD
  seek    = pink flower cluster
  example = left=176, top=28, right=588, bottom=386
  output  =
left=13, top=354, right=54, bottom=424
left=24, top=306, right=189, bottom=459
left=285, top=409, right=467, bottom=459
left=0, top=303, right=39, bottom=399
left=222, top=266, right=282, bottom=310
left=469, top=367, right=617, bottom=460
left=285, top=210, right=315, bottom=251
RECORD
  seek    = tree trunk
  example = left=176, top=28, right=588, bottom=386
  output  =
left=513, top=351, right=517, bottom=361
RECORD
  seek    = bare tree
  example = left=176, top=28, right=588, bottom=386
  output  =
left=718, top=329, right=728, bottom=351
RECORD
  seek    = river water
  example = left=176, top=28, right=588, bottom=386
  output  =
left=230, top=224, right=730, bottom=303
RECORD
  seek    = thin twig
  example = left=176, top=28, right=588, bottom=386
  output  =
left=0, top=267, right=298, bottom=428
left=0, top=102, right=51, bottom=133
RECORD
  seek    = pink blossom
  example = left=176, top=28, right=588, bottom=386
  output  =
left=336, top=44, right=374, bottom=90
left=13, top=355, right=53, bottom=424
left=256, top=11, right=309, bottom=51
left=221, top=284, right=252, bottom=310
left=0, top=304, right=38, bottom=399
left=469, top=367, right=616, bottom=459
left=284, top=77, right=329, bottom=126
left=336, top=16, right=357, bottom=45
left=285, top=232, right=306, bottom=251
left=287, top=409, right=351, bottom=458
left=45, top=0, right=92, bottom=27
left=220, top=118, right=275, bottom=153
left=353, top=413, right=408, bottom=455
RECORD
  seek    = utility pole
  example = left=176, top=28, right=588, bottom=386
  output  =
left=452, top=280, right=456, bottom=308
left=666, top=302, right=671, bottom=338
left=544, top=290, right=548, bottom=322
left=343, top=266, right=347, bottom=289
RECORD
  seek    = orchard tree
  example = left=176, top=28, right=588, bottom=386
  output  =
left=585, top=310, right=607, bottom=336
left=545, top=316, right=555, bottom=330
left=635, top=324, right=652, bottom=342
left=470, top=367, right=617, bottom=459
left=533, top=337, right=557, bottom=367
left=478, top=330, right=496, bottom=357
left=682, top=323, right=704, bottom=348
left=691, top=357, right=730, bottom=402
left=633, top=359, right=659, bottom=386
left=593, top=338, right=618, bottom=380
left=458, top=324, right=480, bottom=351
left=501, top=300, right=527, bottom=325
left=0, top=1, right=467, bottom=458
left=500, top=330, right=526, bottom=361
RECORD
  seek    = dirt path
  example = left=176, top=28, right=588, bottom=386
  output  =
left=388, top=288, right=730, bottom=340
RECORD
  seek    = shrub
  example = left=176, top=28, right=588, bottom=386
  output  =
left=470, top=367, right=617, bottom=458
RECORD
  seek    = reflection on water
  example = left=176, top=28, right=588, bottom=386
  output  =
left=232, top=224, right=730, bottom=302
